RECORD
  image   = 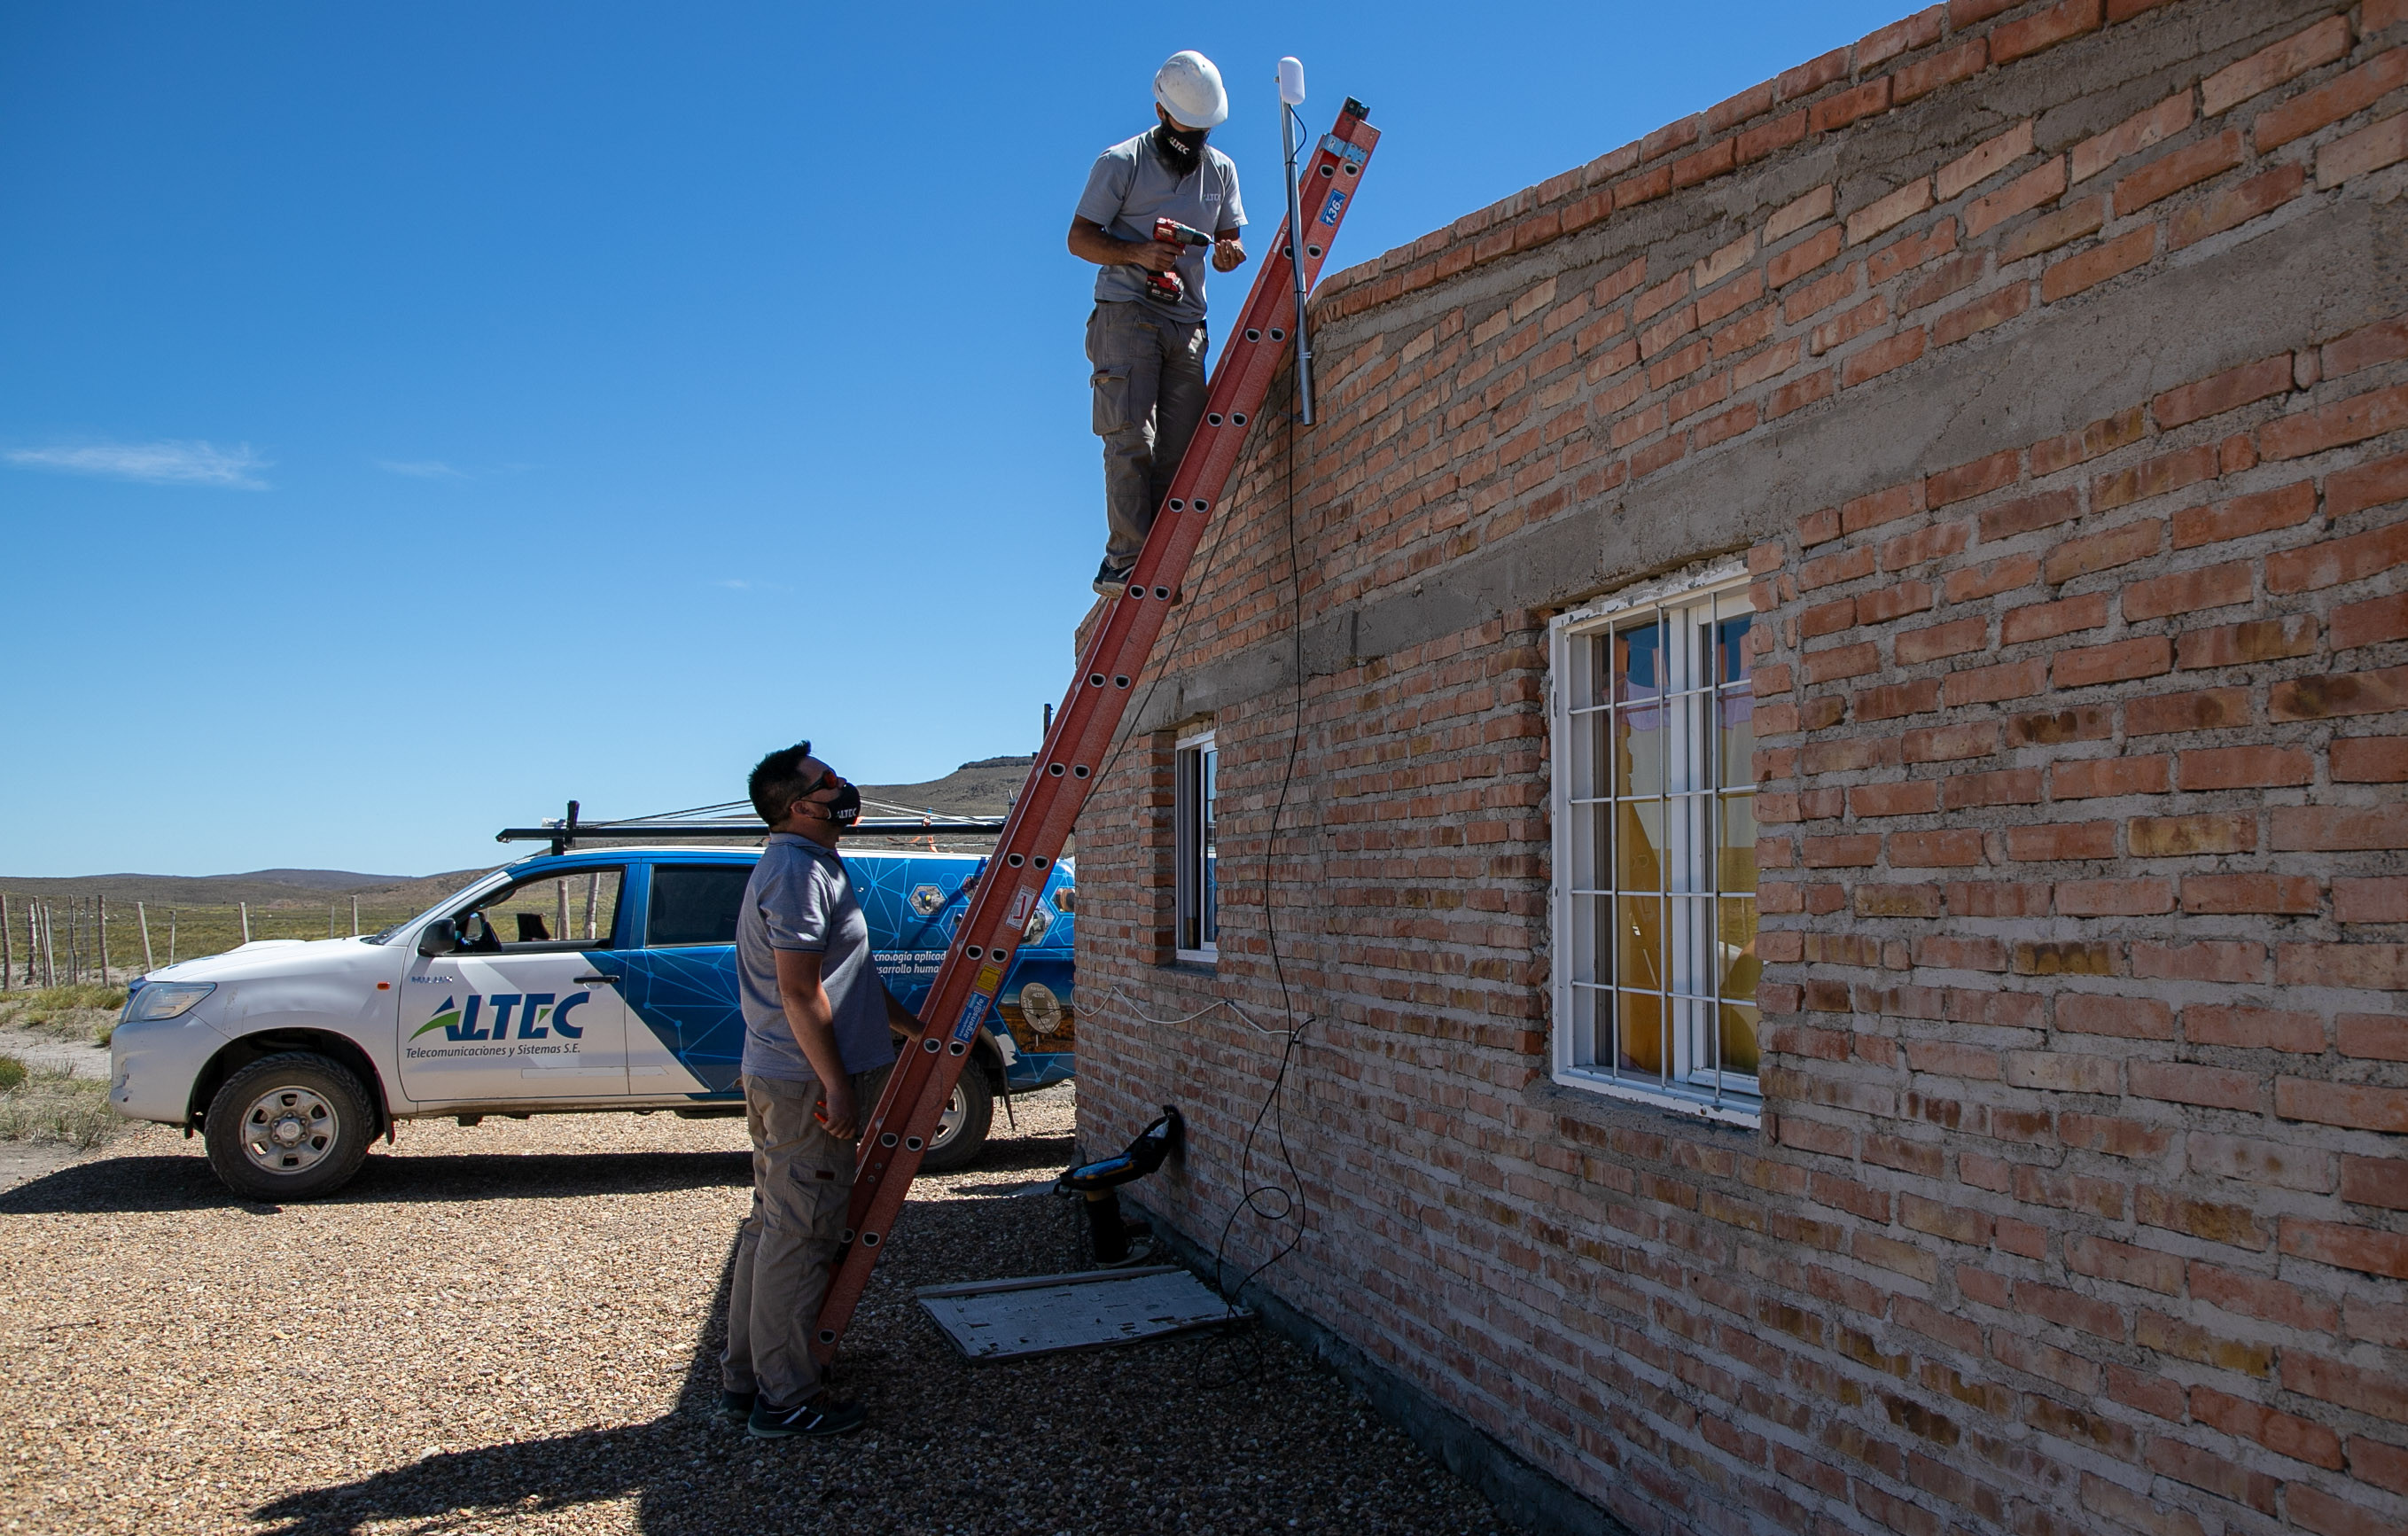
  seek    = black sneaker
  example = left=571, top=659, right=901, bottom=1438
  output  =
left=1092, top=560, right=1135, bottom=598
left=719, top=1390, right=756, bottom=1421
left=747, top=1394, right=867, bottom=1439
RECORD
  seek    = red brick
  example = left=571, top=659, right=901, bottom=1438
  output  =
left=2280, top=1078, right=2408, bottom=1133
left=2005, top=822, right=2115, bottom=862
left=2182, top=873, right=2320, bottom=914
left=2114, top=129, right=2244, bottom=217
left=2331, top=450, right=2408, bottom=518
left=2271, top=665, right=2408, bottom=721
left=2326, top=322, right=2408, bottom=383
left=1842, top=328, right=1926, bottom=388
left=2057, top=877, right=2175, bottom=916
left=2186, top=1004, right=2323, bottom=1053
left=2262, top=384, right=2408, bottom=461
left=2170, top=480, right=2315, bottom=549
left=2123, top=562, right=2251, bottom=621
left=2176, top=745, right=2312, bottom=789
left=2177, top=613, right=2319, bottom=669
left=1927, top=449, right=2019, bottom=508
left=2338, top=877, right=2408, bottom=924
left=2192, top=1264, right=2340, bottom=1331
left=1812, top=79, right=1893, bottom=136
left=2204, top=16, right=2353, bottom=118
left=1944, top=554, right=2038, bottom=602
left=2342, top=1153, right=2408, bottom=1207
left=1736, top=109, right=1810, bottom=167
left=1893, top=39, right=1988, bottom=106
left=1903, top=721, right=1998, bottom=763
left=2003, top=592, right=2108, bottom=643
left=2125, top=687, right=2249, bottom=735
left=2092, top=443, right=2217, bottom=513
left=2189, top=1384, right=2344, bottom=1470
left=2272, top=804, right=2408, bottom=851
left=2283, top=1219, right=2408, bottom=1281
left=2048, top=755, right=2168, bottom=799
left=2285, top=1351, right=2408, bottom=1424
left=1930, top=283, right=2031, bottom=347
left=2288, top=1483, right=2397, bottom=1536
left=2030, top=408, right=2145, bottom=477
left=2154, top=354, right=2294, bottom=429
left=1768, top=226, right=1843, bottom=289
left=2320, top=109, right=2408, bottom=188
left=2073, top=92, right=2194, bottom=184
left=2335, top=737, right=2408, bottom=781
left=1840, top=482, right=1926, bottom=534
left=2279, top=942, right=2408, bottom=991
left=2058, top=992, right=2174, bottom=1038
left=2131, top=940, right=2268, bottom=984
left=2047, top=522, right=2162, bottom=585
left=2256, top=48, right=2408, bottom=152
left=2128, top=813, right=2254, bottom=857
left=1890, top=830, right=1985, bottom=867
left=2268, top=519, right=2408, bottom=595
left=1938, top=121, right=2034, bottom=203
left=1853, top=781, right=1940, bottom=817
left=2044, top=226, right=2157, bottom=301
left=2170, top=162, right=2306, bottom=249
left=2053, top=635, right=2170, bottom=689
left=1941, top=767, right=2041, bottom=808
left=1860, top=581, right=1935, bottom=624
left=2010, top=705, right=2111, bottom=745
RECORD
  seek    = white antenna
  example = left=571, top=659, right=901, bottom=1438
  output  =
left=1278, top=57, right=1313, bottom=424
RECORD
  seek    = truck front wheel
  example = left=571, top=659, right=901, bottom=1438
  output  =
left=203, top=1053, right=374, bottom=1201
left=916, top=1069, right=994, bottom=1173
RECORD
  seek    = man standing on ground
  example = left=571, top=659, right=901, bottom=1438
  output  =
left=721, top=740, right=920, bottom=1439
left=1070, top=50, right=1246, bottom=596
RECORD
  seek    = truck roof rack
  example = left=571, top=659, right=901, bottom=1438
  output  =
left=497, top=799, right=1006, bottom=855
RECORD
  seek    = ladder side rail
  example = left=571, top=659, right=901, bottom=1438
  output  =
left=815, top=107, right=1378, bottom=1360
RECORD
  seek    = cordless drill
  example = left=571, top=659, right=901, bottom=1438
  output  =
left=1142, top=218, right=1213, bottom=305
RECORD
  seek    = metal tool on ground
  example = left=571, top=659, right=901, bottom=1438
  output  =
left=916, top=1264, right=1249, bottom=1362
left=811, top=92, right=1379, bottom=1364
left=1061, top=1105, right=1181, bottom=1263
left=1140, top=217, right=1214, bottom=307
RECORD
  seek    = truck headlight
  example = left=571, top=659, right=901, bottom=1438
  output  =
left=126, top=982, right=214, bottom=1021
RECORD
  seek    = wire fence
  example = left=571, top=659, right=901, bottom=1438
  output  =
left=0, top=893, right=432, bottom=989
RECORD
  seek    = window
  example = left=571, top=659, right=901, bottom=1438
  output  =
left=646, top=864, right=753, bottom=947
left=1174, top=728, right=1218, bottom=963
left=1551, top=567, right=1760, bottom=1121
left=454, top=868, right=624, bottom=952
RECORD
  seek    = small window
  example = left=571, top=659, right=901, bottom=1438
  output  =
left=1553, top=569, right=1759, bottom=1121
left=646, top=865, right=754, bottom=947
left=1175, top=729, right=1218, bottom=963
left=456, top=868, right=624, bottom=952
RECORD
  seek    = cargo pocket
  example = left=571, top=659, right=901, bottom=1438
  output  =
left=1089, top=366, right=1131, bottom=436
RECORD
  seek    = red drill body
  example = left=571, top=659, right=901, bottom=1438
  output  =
left=1142, top=218, right=1212, bottom=306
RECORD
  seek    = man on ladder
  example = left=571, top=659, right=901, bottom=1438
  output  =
left=1068, top=51, right=1247, bottom=596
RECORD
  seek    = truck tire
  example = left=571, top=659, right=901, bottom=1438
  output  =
left=203, top=1052, right=374, bottom=1201
left=916, top=1069, right=994, bottom=1173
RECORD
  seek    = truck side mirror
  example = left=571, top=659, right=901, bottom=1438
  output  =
left=418, top=918, right=461, bottom=957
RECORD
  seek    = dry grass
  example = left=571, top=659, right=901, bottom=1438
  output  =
left=0, top=984, right=126, bottom=1047
left=0, top=1064, right=121, bottom=1150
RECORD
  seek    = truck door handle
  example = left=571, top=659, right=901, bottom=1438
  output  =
left=576, top=973, right=620, bottom=985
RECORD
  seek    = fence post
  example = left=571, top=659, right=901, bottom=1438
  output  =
left=1, top=893, right=11, bottom=992
left=138, top=902, right=155, bottom=973
left=97, top=895, right=109, bottom=986
left=43, top=901, right=58, bottom=988
left=168, top=910, right=177, bottom=966
left=351, top=895, right=360, bottom=937
left=239, top=902, right=251, bottom=944
left=327, top=902, right=336, bottom=940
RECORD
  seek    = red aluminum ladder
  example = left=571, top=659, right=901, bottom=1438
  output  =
left=812, top=98, right=1379, bottom=1360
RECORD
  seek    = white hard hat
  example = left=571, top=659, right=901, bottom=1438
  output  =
left=1153, top=51, right=1228, bottom=129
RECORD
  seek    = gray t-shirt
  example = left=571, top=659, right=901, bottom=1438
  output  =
left=1076, top=130, right=1245, bottom=324
left=736, top=835, right=893, bottom=1082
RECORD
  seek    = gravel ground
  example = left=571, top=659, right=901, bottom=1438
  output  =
left=0, top=1085, right=1509, bottom=1536
left=0, top=1027, right=111, bottom=1080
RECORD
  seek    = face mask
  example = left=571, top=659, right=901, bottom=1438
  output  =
left=817, top=781, right=862, bottom=828
left=1153, top=122, right=1205, bottom=177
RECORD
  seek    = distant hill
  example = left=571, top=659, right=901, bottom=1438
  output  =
left=0, top=756, right=1045, bottom=905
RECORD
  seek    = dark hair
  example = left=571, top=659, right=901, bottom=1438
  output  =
left=748, top=740, right=819, bottom=825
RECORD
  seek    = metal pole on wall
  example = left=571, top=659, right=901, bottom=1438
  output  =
left=138, top=902, right=155, bottom=973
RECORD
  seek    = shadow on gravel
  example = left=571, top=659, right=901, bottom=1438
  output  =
left=0, top=1149, right=755, bottom=1215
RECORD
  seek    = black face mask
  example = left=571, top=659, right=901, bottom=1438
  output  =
left=1152, top=122, right=1206, bottom=177
left=817, top=781, right=862, bottom=828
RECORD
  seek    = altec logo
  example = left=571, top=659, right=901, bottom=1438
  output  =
left=411, top=992, right=593, bottom=1042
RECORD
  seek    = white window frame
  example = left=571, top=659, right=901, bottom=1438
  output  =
left=1549, top=558, right=1762, bottom=1126
left=1174, top=727, right=1219, bottom=964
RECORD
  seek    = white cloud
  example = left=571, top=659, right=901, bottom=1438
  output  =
left=4, top=439, right=271, bottom=489
left=375, top=458, right=467, bottom=479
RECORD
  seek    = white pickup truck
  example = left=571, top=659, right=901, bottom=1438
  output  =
left=109, top=845, right=1078, bottom=1200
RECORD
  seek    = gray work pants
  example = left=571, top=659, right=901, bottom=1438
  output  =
left=720, top=1064, right=888, bottom=1407
left=1087, top=300, right=1208, bottom=571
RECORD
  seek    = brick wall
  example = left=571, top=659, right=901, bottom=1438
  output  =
left=1073, top=2, right=2408, bottom=1532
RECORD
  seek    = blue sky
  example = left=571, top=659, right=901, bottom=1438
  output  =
left=2, top=0, right=1904, bottom=878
